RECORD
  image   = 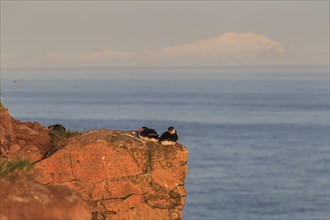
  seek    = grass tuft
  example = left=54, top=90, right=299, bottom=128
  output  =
left=0, top=159, right=34, bottom=179
left=50, top=129, right=81, bottom=147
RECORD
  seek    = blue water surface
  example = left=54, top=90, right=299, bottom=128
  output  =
left=1, top=66, right=329, bottom=219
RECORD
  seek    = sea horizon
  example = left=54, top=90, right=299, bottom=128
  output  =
left=1, top=65, right=328, bottom=81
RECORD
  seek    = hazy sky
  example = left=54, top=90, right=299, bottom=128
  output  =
left=1, top=1, right=329, bottom=67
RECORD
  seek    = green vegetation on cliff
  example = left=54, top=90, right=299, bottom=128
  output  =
left=0, top=159, right=34, bottom=179
left=50, top=128, right=81, bottom=147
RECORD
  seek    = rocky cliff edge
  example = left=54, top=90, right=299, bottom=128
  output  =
left=0, top=105, right=189, bottom=220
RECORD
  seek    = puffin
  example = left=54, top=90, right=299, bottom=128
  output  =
left=159, top=127, right=178, bottom=145
left=48, top=124, right=67, bottom=134
left=138, top=127, right=159, bottom=143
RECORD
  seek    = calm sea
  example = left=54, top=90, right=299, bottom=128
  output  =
left=1, top=66, right=329, bottom=219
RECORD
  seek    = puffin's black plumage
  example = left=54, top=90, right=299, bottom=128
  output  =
left=138, top=127, right=159, bottom=142
left=159, top=127, right=178, bottom=145
left=48, top=124, right=67, bottom=133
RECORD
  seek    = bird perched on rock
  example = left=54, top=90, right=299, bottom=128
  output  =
left=138, top=127, right=159, bottom=142
left=48, top=124, right=67, bottom=134
left=159, top=127, right=178, bottom=145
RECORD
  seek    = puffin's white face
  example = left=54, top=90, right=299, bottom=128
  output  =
left=169, top=128, right=176, bottom=134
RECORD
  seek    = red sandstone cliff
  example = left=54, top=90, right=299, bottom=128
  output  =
left=0, top=105, right=52, bottom=162
left=0, top=175, right=91, bottom=220
left=34, top=130, right=188, bottom=219
left=0, top=105, right=189, bottom=220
